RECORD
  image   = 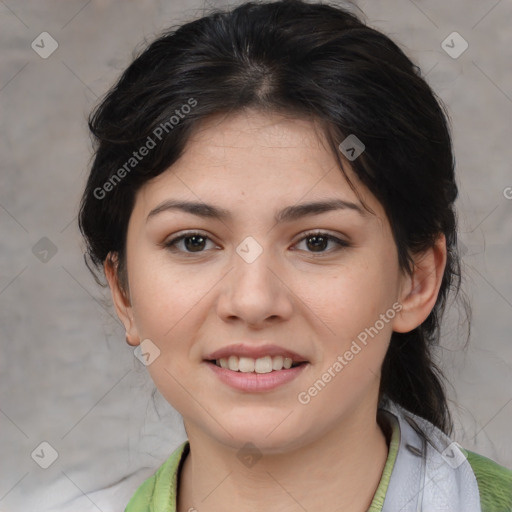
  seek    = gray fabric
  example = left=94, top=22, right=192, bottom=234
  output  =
left=381, top=400, right=481, bottom=512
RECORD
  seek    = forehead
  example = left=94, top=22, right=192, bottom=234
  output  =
left=181, top=110, right=341, bottom=178
left=190, top=109, right=327, bottom=147
left=134, top=109, right=382, bottom=222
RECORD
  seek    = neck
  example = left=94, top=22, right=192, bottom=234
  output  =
left=177, top=404, right=390, bottom=512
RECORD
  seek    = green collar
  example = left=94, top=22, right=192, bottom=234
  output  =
left=368, top=412, right=400, bottom=510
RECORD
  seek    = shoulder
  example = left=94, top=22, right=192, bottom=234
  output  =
left=125, top=440, right=189, bottom=512
left=465, top=449, right=512, bottom=512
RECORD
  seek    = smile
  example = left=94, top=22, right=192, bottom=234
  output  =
left=211, top=355, right=304, bottom=373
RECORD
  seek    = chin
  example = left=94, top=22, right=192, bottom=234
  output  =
left=215, top=419, right=308, bottom=453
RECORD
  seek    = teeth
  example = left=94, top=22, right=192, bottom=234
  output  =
left=238, top=357, right=255, bottom=373
left=228, top=355, right=239, bottom=371
left=216, top=355, right=298, bottom=373
left=272, top=355, right=284, bottom=370
left=255, top=356, right=273, bottom=373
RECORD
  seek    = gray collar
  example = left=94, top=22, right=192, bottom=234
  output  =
left=378, top=399, right=482, bottom=512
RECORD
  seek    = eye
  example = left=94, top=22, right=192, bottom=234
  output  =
left=163, top=231, right=218, bottom=253
left=293, top=231, right=349, bottom=254
left=162, top=230, right=349, bottom=255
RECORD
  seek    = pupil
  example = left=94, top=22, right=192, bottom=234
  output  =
left=185, top=235, right=206, bottom=252
left=307, top=235, right=327, bottom=252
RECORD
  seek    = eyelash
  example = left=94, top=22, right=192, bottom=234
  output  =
left=162, top=230, right=350, bottom=255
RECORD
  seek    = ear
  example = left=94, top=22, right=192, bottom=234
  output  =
left=104, top=252, right=141, bottom=346
left=392, top=234, right=447, bottom=333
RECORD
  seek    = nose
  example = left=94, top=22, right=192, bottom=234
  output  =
left=215, top=242, right=294, bottom=327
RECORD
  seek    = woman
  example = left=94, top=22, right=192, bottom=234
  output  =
left=78, top=1, right=512, bottom=510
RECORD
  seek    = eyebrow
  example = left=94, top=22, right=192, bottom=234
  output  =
left=146, top=198, right=366, bottom=224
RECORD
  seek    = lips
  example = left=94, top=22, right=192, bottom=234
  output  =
left=204, top=343, right=309, bottom=363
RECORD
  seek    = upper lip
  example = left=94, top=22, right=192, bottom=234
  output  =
left=205, top=343, right=309, bottom=363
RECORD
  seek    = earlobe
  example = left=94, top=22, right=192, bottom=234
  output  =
left=104, top=252, right=141, bottom=346
left=392, top=234, right=447, bottom=334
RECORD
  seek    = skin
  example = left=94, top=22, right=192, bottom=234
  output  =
left=105, top=109, right=447, bottom=512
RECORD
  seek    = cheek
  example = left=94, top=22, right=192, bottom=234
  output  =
left=298, top=269, right=396, bottom=411
left=127, top=261, right=211, bottom=407
left=127, top=250, right=210, bottom=339
left=300, top=260, right=398, bottom=332
left=296, top=257, right=398, bottom=383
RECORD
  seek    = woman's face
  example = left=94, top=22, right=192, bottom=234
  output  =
left=116, top=109, right=409, bottom=452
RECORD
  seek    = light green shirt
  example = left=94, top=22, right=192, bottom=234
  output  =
left=125, top=413, right=512, bottom=511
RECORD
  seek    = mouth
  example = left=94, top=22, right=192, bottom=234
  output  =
left=204, top=353, right=309, bottom=392
left=203, top=343, right=310, bottom=375
left=205, top=355, right=308, bottom=373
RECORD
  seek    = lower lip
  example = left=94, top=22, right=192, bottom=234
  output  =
left=205, top=361, right=309, bottom=392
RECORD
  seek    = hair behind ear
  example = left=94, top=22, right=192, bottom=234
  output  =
left=380, top=329, right=453, bottom=435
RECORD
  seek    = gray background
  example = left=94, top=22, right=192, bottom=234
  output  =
left=1, top=0, right=511, bottom=511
